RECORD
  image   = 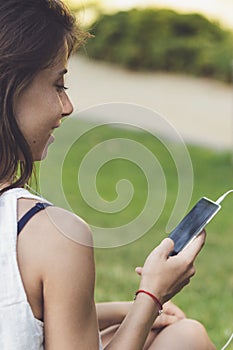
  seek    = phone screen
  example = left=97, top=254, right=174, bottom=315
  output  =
left=168, top=197, right=221, bottom=256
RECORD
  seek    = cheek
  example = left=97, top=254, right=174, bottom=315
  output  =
left=41, top=91, right=63, bottom=121
left=18, top=91, right=61, bottom=129
left=15, top=83, right=63, bottom=155
left=28, top=96, right=63, bottom=154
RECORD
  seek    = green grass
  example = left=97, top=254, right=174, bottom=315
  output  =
left=37, top=120, right=233, bottom=348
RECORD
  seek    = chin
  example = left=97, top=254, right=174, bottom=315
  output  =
left=39, top=147, right=49, bottom=161
left=33, top=153, right=46, bottom=161
left=33, top=145, right=49, bottom=161
left=35, top=136, right=54, bottom=161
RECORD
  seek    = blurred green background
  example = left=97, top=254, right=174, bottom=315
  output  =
left=65, top=0, right=233, bottom=82
left=85, top=9, right=233, bottom=82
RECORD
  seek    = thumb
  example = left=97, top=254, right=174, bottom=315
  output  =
left=157, top=238, right=175, bottom=257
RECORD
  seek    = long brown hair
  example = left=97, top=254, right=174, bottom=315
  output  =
left=0, top=0, right=88, bottom=194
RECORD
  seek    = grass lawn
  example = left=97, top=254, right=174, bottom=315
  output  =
left=37, top=119, right=233, bottom=348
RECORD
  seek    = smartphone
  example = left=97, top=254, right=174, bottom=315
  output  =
left=168, top=197, right=221, bottom=256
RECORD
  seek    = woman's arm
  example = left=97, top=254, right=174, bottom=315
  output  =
left=97, top=300, right=185, bottom=332
left=96, top=302, right=132, bottom=331
left=39, top=207, right=100, bottom=350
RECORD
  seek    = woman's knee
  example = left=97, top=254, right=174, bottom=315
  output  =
left=177, top=319, right=216, bottom=350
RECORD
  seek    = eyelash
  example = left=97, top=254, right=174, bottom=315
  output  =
left=56, top=84, right=68, bottom=92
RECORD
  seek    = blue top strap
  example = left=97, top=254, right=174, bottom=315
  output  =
left=17, top=202, right=52, bottom=235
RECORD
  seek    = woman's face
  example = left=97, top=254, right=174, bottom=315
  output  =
left=15, top=44, right=73, bottom=161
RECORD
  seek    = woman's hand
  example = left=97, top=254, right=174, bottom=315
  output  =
left=151, top=301, right=185, bottom=330
left=136, top=231, right=206, bottom=305
left=103, top=232, right=206, bottom=349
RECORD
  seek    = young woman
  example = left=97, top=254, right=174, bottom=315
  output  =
left=0, top=1, right=216, bottom=349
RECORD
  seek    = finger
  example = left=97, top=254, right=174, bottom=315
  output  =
left=171, top=305, right=186, bottom=319
left=180, top=230, right=206, bottom=261
left=151, top=314, right=179, bottom=330
left=156, top=238, right=175, bottom=258
left=163, top=301, right=186, bottom=318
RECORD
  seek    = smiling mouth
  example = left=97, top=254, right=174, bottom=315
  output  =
left=50, top=122, right=61, bottom=139
left=50, top=124, right=61, bottom=135
left=53, top=124, right=61, bottom=129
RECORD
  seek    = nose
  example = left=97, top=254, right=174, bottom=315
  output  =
left=62, top=93, right=74, bottom=117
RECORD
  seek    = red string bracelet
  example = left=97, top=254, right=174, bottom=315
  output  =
left=135, top=289, right=163, bottom=315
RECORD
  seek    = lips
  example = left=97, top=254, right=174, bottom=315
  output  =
left=53, top=124, right=61, bottom=129
left=52, top=119, right=62, bottom=130
left=49, top=122, right=61, bottom=143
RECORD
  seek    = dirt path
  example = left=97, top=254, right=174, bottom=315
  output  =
left=67, top=55, right=233, bottom=150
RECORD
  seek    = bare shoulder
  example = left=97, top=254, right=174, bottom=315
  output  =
left=37, top=205, right=95, bottom=277
left=17, top=201, right=95, bottom=281
left=23, top=204, right=95, bottom=279
left=18, top=197, right=93, bottom=248
left=43, top=205, right=93, bottom=247
left=38, top=205, right=95, bottom=283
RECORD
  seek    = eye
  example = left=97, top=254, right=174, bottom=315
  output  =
left=56, top=84, right=68, bottom=93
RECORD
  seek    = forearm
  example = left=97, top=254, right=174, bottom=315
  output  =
left=96, top=302, right=132, bottom=330
left=104, top=293, right=160, bottom=350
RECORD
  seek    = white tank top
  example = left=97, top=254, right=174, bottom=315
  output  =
left=0, top=188, right=103, bottom=350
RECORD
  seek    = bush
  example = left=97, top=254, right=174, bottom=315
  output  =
left=85, top=8, right=233, bottom=82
